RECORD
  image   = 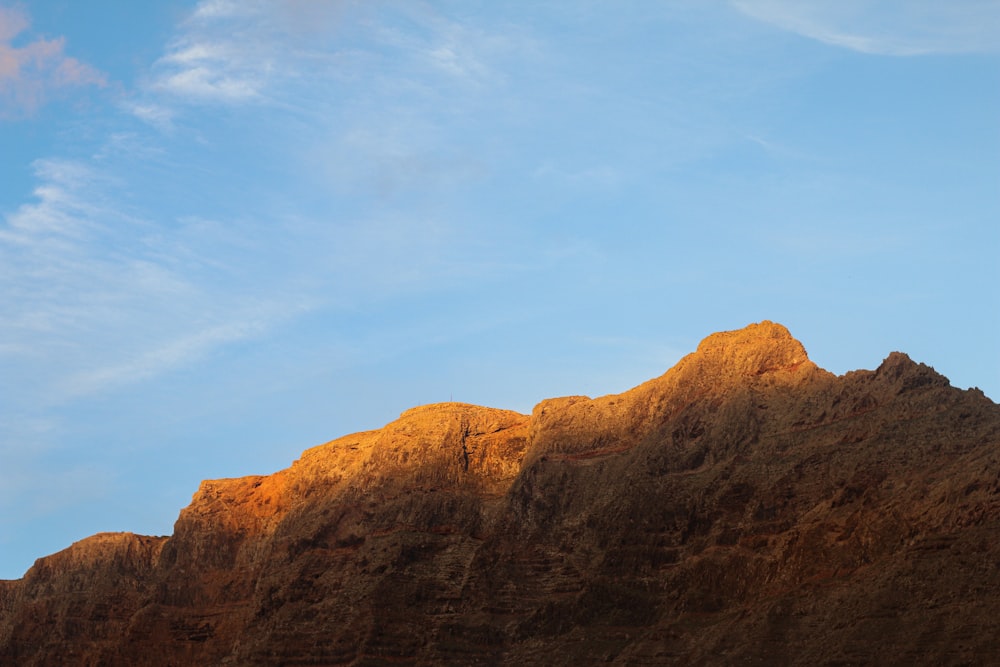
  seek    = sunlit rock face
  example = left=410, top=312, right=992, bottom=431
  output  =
left=3, top=321, right=1000, bottom=665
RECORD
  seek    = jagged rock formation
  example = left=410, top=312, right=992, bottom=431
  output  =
left=3, top=321, right=1000, bottom=665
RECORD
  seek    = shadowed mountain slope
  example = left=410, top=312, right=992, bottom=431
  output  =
left=3, top=321, right=1000, bottom=665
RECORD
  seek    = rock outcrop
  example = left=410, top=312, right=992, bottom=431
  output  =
left=3, top=321, right=999, bottom=665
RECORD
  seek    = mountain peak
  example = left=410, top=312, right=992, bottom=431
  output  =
left=692, top=320, right=810, bottom=377
left=525, top=322, right=815, bottom=464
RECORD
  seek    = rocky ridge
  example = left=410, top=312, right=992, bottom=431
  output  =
left=2, top=321, right=1000, bottom=665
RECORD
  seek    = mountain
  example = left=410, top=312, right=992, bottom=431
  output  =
left=3, top=321, right=999, bottom=665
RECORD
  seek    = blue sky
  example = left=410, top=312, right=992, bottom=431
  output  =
left=1, top=0, right=997, bottom=578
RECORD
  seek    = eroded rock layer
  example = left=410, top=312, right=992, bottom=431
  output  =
left=3, top=321, right=1000, bottom=665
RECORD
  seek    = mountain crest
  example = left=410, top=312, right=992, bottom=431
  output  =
left=526, top=321, right=817, bottom=465
left=3, top=322, right=999, bottom=666
left=692, top=319, right=810, bottom=376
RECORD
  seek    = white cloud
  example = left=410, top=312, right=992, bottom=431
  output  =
left=121, top=101, right=174, bottom=130
left=141, top=2, right=274, bottom=107
left=58, top=304, right=302, bottom=398
left=0, top=5, right=106, bottom=118
left=5, top=0, right=538, bottom=409
left=153, top=66, right=261, bottom=101
left=415, top=21, right=496, bottom=85
left=0, top=159, right=309, bottom=406
left=135, top=0, right=526, bottom=118
left=1, top=159, right=105, bottom=240
left=149, top=33, right=266, bottom=103
left=732, top=0, right=1000, bottom=55
left=192, top=0, right=255, bottom=21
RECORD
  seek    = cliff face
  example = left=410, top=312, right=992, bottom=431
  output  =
left=3, top=321, right=1000, bottom=665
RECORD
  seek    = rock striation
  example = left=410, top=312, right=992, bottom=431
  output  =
left=3, top=321, right=1000, bottom=665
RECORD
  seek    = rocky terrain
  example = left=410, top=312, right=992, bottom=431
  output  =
left=3, top=321, right=1000, bottom=665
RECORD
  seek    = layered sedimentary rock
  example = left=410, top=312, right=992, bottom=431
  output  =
left=3, top=321, right=1000, bottom=665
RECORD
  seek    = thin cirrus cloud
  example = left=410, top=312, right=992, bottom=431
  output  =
left=732, top=0, right=1000, bottom=56
left=142, top=0, right=352, bottom=107
left=4, top=0, right=520, bottom=415
left=140, top=1, right=299, bottom=107
left=0, top=5, right=106, bottom=118
left=0, top=156, right=306, bottom=408
left=137, top=0, right=522, bottom=116
left=56, top=302, right=308, bottom=400
left=150, top=40, right=264, bottom=103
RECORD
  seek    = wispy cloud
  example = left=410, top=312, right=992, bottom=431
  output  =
left=140, top=0, right=356, bottom=110
left=0, top=5, right=106, bottom=118
left=125, top=102, right=173, bottom=129
left=732, top=0, right=1000, bottom=56
left=0, top=158, right=309, bottom=406
left=0, top=158, right=105, bottom=240
left=191, top=0, right=252, bottom=21
left=134, top=0, right=529, bottom=118
left=4, top=0, right=539, bottom=410
left=139, top=1, right=328, bottom=109
left=58, top=302, right=306, bottom=398
left=149, top=32, right=266, bottom=103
